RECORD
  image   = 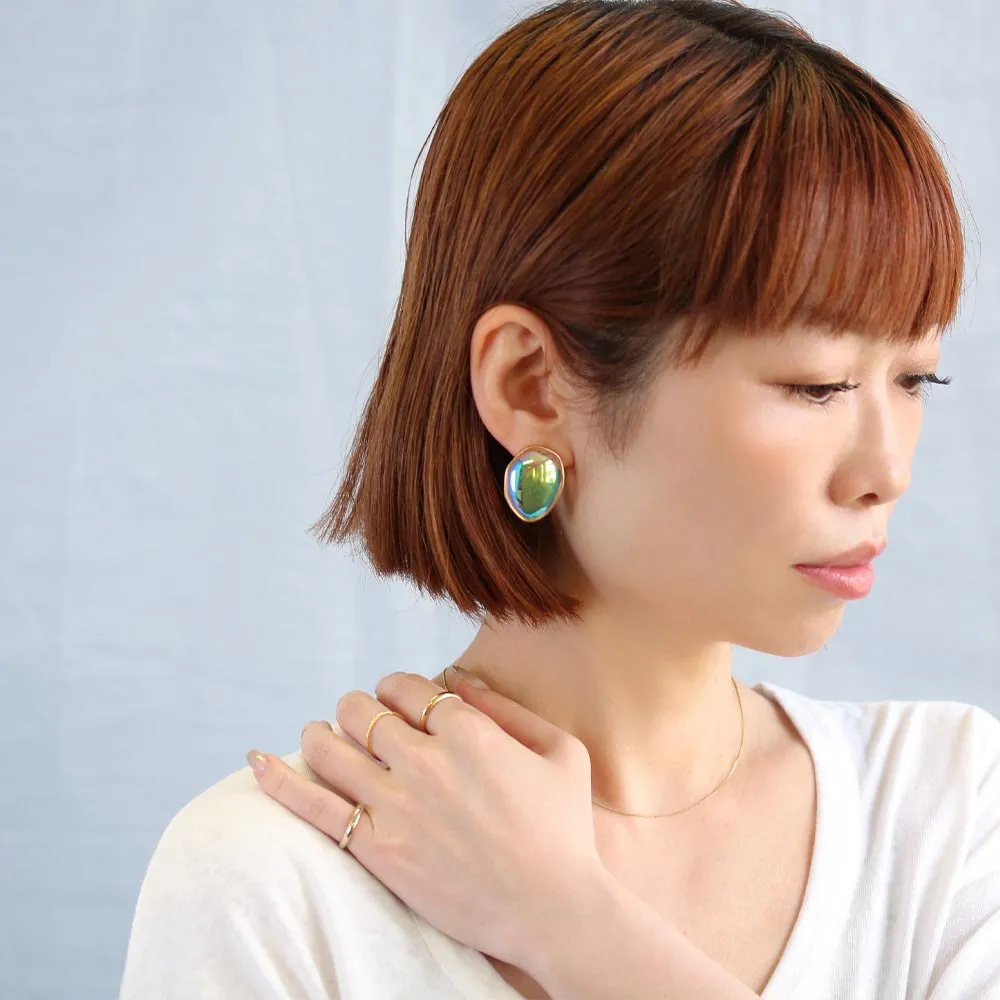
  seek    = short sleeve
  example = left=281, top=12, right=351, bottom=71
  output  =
left=926, top=705, right=1000, bottom=999
left=119, top=774, right=341, bottom=1000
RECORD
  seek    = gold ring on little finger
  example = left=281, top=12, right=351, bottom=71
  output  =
left=337, top=802, right=368, bottom=850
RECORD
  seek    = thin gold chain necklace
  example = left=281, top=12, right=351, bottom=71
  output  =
left=590, top=675, right=745, bottom=818
left=447, top=667, right=745, bottom=820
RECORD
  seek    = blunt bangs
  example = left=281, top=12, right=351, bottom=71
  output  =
left=667, top=49, right=965, bottom=366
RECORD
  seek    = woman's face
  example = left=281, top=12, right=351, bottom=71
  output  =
left=553, top=324, right=943, bottom=656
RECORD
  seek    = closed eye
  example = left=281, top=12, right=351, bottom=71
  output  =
left=783, top=373, right=952, bottom=407
left=902, top=373, right=953, bottom=400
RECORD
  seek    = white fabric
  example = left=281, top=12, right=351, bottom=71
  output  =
left=118, top=680, right=1000, bottom=999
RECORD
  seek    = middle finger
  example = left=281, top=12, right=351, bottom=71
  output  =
left=334, top=688, right=429, bottom=770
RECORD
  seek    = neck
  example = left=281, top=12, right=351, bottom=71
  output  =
left=440, top=604, right=755, bottom=820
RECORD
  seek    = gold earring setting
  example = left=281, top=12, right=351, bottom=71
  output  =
left=503, top=445, right=564, bottom=522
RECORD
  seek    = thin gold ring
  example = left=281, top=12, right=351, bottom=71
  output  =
left=419, top=691, right=461, bottom=731
left=365, top=709, right=404, bottom=758
left=338, top=802, right=366, bottom=850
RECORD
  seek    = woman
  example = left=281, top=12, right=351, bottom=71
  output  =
left=120, top=2, right=998, bottom=998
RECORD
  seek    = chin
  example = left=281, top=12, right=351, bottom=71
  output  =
left=736, top=604, right=847, bottom=658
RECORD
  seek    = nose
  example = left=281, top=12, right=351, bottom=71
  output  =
left=832, top=393, right=920, bottom=508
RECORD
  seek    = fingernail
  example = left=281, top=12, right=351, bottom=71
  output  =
left=451, top=665, right=489, bottom=689
left=301, top=720, right=334, bottom=740
left=246, top=749, right=268, bottom=776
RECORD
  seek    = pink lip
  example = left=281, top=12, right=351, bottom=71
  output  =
left=793, top=539, right=885, bottom=599
left=800, top=539, right=887, bottom=568
left=794, top=563, right=875, bottom=599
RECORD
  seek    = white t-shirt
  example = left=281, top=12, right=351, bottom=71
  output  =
left=119, top=681, right=1000, bottom=999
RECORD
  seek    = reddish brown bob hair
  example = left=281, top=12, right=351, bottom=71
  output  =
left=310, top=0, right=966, bottom=628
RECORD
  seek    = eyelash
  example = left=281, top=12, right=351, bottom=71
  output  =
left=784, top=373, right=953, bottom=407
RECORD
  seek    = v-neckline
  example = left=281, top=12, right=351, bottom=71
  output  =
left=411, top=680, right=862, bottom=999
left=750, top=681, right=862, bottom=997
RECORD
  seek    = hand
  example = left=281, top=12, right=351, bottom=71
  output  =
left=245, top=667, right=608, bottom=969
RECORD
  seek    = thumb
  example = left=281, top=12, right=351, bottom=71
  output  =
left=449, top=666, right=567, bottom=758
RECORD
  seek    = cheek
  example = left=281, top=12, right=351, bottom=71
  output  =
left=658, top=416, right=799, bottom=535
left=717, top=399, right=828, bottom=510
left=570, top=448, right=756, bottom=589
left=566, top=398, right=821, bottom=590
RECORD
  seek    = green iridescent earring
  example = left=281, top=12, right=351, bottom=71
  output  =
left=503, top=445, right=565, bottom=523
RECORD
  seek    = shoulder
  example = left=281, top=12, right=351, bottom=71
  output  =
left=121, top=749, right=414, bottom=997
left=153, top=751, right=331, bottom=868
left=818, top=694, right=1000, bottom=793
left=757, top=680, right=1000, bottom=815
left=796, top=689, right=1000, bottom=865
left=140, top=748, right=386, bottom=906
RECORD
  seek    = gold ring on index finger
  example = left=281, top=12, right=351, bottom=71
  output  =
left=419, top=691, right=462, bottom=732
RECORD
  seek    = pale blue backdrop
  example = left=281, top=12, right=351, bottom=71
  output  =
left=0, top=1, right=996, bottom=997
